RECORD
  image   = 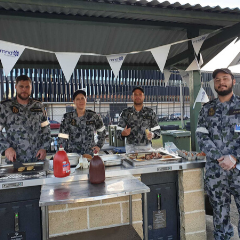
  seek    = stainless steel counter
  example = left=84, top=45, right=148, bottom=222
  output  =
left=0, top=159, right=205, bottom=190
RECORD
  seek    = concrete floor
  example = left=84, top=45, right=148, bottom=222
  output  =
left=206, top=196, right=239, bottom=240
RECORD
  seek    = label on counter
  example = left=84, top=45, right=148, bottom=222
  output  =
left=157, top=167, right=172, bottom=172
left=2, top=182, right=23, bottom=189
left=8, top=232, right=26, bottom=240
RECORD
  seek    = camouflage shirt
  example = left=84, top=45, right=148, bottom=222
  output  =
left=58, top=109, right=106, bottom=155
left=0, top=97, right=51, bottom=163
left=196, top=94, right=240, bottom=173
left=116, top=106, right=161, bottom=146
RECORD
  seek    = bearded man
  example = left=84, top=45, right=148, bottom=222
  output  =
left=116, top=86, right=160, bottom=153
left=196, top=68, right=240, bottom=240
left=0, top=75, right=51, bottom=163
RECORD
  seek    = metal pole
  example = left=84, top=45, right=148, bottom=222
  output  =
left=41, top=206, right=49, bottom=240
left=180, top=82, right=184, bottom=129
left=143, top=193, right=148, bottom=240
left=129, top=195, right=132, bottom=225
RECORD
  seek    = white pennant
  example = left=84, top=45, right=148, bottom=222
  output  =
left=107, top=54, right=127, bottom=78
left=151, top=45, right=171, bottom=72
left=163, top=69, right=171, bottom=86
left=199, top=53, right=204, bottom=67
left=55, top=52, right=81, bottom=82
left=178, top=70, right=190, bottom=86
left=0, top=40, right=25, bottom=76
left=228, top=52, right=240, bottom=67
left=192, top=34, right=209, bottom=55
left=185, top=58, right=200, bottom=71
left=193, top=87, right=209, bottom=109
left=209, top=79, right=218, bottom=98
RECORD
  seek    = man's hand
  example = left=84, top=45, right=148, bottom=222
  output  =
left=36, top=149, right=47, bottom=160
left=5, top=147, right=16, bottom=162
left=217, top=155, right=236, bottom=170
left=92, top=146, right=100, bottom=154
left=121, top=126, right=131, bottom=137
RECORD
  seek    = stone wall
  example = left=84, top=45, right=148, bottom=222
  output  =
left=178, top=168, right=206, bottom=240
left=48, top=175, right=143, bottom=238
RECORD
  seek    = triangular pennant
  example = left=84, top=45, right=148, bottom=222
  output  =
left=199, top=53, right=204, bottom=67
left=185, top=58, right=200, bottom=71
left=178, top=70, right=190, bottom=87
left=228, top=52, right=240, bottom=67
left=0, top=40, right=25, bottom=76
left=55, top=52, right=81, bottom=82
left=193, top=87, right=209, bottom=109
left=191, top=34, right=209, bottom=55
left=106, top=54, right=127, bottom=78
left=163, top=69, right=171, bottom=86
left=151, top=45, right=171, bottom=72
left=209, top=79, right=218, bottom=98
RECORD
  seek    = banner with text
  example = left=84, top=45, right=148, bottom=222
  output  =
left=192, top=34, right=209, bottom=56
left=0, top=40, right=25, bottom=76
left=107, top=54, right=127, bottom=78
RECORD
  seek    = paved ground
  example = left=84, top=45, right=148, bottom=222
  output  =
left=206, top=196, right=239, bottom=240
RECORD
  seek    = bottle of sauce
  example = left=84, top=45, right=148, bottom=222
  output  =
left=53, top=145, right=70, bottom=178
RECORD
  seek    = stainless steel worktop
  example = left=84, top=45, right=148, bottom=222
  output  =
left=0, top=158, right=205, bottom=190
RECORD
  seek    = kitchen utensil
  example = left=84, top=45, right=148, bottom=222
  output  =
left=13, top=157, right=24, bottom=170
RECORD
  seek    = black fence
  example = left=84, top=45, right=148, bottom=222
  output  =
left=0, top=68, right=218, bottom=103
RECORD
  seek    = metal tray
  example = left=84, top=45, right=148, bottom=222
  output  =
left=0, top=161, right=48, bottom=175
left=123, top=151, right=181, bottom=167
left=99, top=154, right=123, bottom=166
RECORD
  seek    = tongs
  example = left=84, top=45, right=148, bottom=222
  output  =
left=13, top=157, right=24, bottom=169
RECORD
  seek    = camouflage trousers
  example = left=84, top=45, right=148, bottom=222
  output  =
left=205, top=168, right=240, bottom=240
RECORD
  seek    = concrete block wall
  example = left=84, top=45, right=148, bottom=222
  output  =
left=178, top=168, right=206, bottom=240
left=48, top=175, right=143, bottom=239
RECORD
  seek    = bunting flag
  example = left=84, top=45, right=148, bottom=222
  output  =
left=193, top=87, right=209, bottom=109
left=150, top=45, right=171, bottom=72
left=55, top=52, right=81, bottom=82
left=163, top=69, right=172, bottom=86
left=199, top=53, right=204, bottom=67
left=185, top=57, right=200, bottom=71
left=209, top=79, right=218, bottom=98
left=178, top=70, right=190, bottom=86
left=228, top=52, right=240, bottom=67
left=191, top=34, right=209, bottom=56
left=107, top=54, right=127, bottom=78
left=0, top=40, right=25, bottom=76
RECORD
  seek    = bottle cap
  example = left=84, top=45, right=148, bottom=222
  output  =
left=59, top=144, right=64, bottom=151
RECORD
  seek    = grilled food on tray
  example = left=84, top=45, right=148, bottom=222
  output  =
left=27, top=166, right=34, bottom=171
left=129, top=152, right=163, bottom=160
left=18, top=167, right=25, bottom=172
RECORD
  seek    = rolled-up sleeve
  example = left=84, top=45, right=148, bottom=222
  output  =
left=58, top=114, right=69, bottom=149
left=196, top=108, right=222, bottom=161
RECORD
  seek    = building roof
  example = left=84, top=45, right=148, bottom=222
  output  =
left=0, top=0, right=240, bottom=70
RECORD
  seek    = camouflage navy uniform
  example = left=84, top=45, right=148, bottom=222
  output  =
left=58, top=109, right=106, bottom=155
left=116, top=106, right=160, bottom=153
left=196, top=94, right=240, bottom=240
left=0, top=97, right=51, bottom=163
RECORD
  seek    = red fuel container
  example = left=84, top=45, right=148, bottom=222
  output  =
left=53, top=146, right=71, bottom=178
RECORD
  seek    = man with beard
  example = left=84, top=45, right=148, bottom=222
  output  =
left=0, top=75, right=51, bottom=163
left=117, top=87, right=160, bottom=153
left=196, top=68, right=240, bottom=240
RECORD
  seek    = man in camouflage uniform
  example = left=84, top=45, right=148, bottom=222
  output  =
left=0, top=75, right=51, bottom=163
left=196, top=68, right=240, bottom=240
left=117, top=86, right=160, bottom=153
left=58, top=89, right=106, bottom=155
